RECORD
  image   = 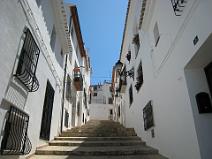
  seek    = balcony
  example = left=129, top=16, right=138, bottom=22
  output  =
left=73, top=67, right=83, bottom=91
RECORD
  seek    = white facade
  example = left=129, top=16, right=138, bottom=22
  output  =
left=89, top=82, right=114, bottom=120
left=0, top=0, right=90, bottom=158
left=113, top=0, right=212, bottom=159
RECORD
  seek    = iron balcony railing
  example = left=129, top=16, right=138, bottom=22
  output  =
left=0, top=106, right=32, bottom=155
left=14, top=28, right=40, bottom=92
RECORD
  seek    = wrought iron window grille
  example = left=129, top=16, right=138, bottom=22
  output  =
left=135, top=62, right=143, bottom=91
left=14, top=28, right=40, bottom=92
left=143, top=101, right=154, bottom=131
left=171, top=0, right=187, bottom=16
left=121, top=67, right=134, bottom=80
left=0, top=106, right=32, bottom=155
left=133, top=34, right=140, bottom=58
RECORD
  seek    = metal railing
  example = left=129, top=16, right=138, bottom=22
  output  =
left=171, top=0, right=187, bottom=16
left=0, top=106, right=32, bottom=155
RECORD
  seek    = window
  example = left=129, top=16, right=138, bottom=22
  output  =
left=126, top=50, right=131, bottom=62
left=205, top=62, right=212, bottom=97
left=66, top=75, right=72, bottom=101
left=0, top=106, right=31, bottom=155
left=108, top=98, right=113, bottom=104
left=135, top=61, right=143, bottom=91
left=64, top=110, right=69, bottom=128
left=133, top=33, right=140, bottom=58
left=171, top=0, right=186, bottom=16
left=129, top=85, right=133, bottom=106
left=50, top=26, right=56, bottom=51
left=93, top=92, right=97, bottom=96
left=143, top=101, right=154, bottom=131
left=110, top=109, right=113, bottom=115
left=93, top=86, right=97, bottom=91
left=15, top=28, right=40, bottom=92
left=36, top=0, right=41, bottom=6
left=82, top=113, right=84, bottom=123
left=153, top=22, right=160, bottom=46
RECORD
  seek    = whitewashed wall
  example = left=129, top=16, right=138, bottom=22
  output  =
left=0, top=0, right=68, bottom=158
left=119, top=0, right=212, bottom=159
left=89, top=104, right=113, bottom=120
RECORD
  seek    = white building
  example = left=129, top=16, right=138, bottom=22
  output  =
left=89, top=82, right=114, bottom=120
left=113, top=0, right=212, bottom=159
left=64, top=4, right=91, bottom=128
left=0, top=0, right=90, bottom=158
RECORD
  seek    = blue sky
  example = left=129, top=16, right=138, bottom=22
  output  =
left=65, top=0, right=128, bottom=84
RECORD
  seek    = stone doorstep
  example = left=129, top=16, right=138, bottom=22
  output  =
left=35, top=145, right=159, bottom=156
left=49, top=140, right=146, bottom=147
left=54, top=136, right=141, bottom=141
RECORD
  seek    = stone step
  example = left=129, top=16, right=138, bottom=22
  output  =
left=30, top=154, right=168, bottom=159
left=54, top=136, right=141, bottom=141
left=60, top=133, right=128, bottom=137
left=35, top=145, right=158, bottom=156
left=49, top=140, right=146, bottom=147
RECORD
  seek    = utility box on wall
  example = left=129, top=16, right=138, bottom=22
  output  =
left=195, top=92, right=212, bottom=114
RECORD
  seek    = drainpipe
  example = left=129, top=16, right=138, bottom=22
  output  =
left=61, top=54, right=68, bottom=133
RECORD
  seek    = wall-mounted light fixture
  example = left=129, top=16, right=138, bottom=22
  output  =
left=115, top=60, right=134, bottom=80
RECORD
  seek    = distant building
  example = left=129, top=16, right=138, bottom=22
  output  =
left=112, top=0, right=212, bottom=159
left=0, top=0, right=91, bottom=157
left=89, top=81, right=113, bottom=120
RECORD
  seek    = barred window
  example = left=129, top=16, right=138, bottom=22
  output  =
left=133, top=33, right=140, bottom=58
left=143, top=101, right=154, bottom=131
left=0, top=106, right=31, bottom=155
left=15, top=28, right=40, bottom=92
left=135, top=61, right=143, bottom=91
left=129, top=85, right=133, bottom=106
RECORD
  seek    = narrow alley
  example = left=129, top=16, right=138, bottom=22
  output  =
left=0, top=0, right=212, bottom=159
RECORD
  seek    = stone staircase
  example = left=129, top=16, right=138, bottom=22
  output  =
left=31, top=120, right=167, bottom=159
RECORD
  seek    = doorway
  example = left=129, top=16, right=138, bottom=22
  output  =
left=205, top=62, right=212, bottom=97
left=40, top=81, right=55, bottom=140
